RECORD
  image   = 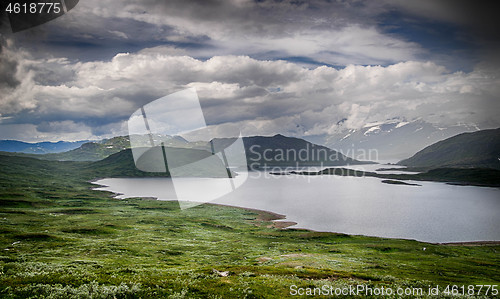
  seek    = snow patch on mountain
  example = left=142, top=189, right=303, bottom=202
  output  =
left=395, top=122, right=409, bottom=128
left=303, top=118, right=482, bottom=161
left=364, top=126, right=381, bottom=136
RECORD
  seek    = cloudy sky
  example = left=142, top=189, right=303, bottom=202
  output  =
left=0, top=0, right=499, bottom=142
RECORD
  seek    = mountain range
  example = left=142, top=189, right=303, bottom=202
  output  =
left=304, top=118, right=481, bottom=161
left=0, top=136, right=190, bottom=162
left=0, top=140, right=87, bottom=154
left=2, top=124, right=499, bottom=172
left=0, top=119, right=482, bottom=162
left=1, top=134, right=370, bottom=167
left=1, top=128, right=499, bottom=186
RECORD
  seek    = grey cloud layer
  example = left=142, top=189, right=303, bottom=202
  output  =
left=19, top=0, right=429, bottom=65
left=5, top=0, right=496, bottom=63
left=1, top=42, right=498, bottom=141
left=53, top=0, right=494, bottom=65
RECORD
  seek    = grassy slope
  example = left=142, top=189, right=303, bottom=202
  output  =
left=0, top=154, right=499, bottom=298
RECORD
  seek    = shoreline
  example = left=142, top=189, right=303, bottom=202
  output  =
left=205, top=202, right=298, bottom=229
left=88, top=179, right=500, bottom=246
left=211, top=202, right=500, bottom=246
left=437, top=241, right=500, bottom=246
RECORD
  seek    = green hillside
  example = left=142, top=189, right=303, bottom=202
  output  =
left=0, top=144, right=232, bottom=180
left=0, top=150, right=165, bottom=181
left=398, top=128, right=500, bottom=169
left=1, top=153, right=499, bottom=298
left=87, top=149, right=169, bottom=178
left=90, top=147, right=232, bottom=178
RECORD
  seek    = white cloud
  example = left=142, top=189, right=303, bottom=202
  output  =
left=1, top=42, right=498, bottom=142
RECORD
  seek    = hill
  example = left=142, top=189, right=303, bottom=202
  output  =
left=87, top=149, right=167, bottom=178
left=398, top=128, right=500, bottom=170
left=213, top=134, right=372, bottom=169
left=39, top=136, right=132, bottom=161
left=0, top=150, right=165, bottom=181
left=90, top=147, right=231, bottom=178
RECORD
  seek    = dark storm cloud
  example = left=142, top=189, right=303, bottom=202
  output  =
left=0, top=53, right=20, bottom=88
left=0, top=37, right=20, bottom=88
left=384, top=0, right=500, bottom=44
left=5, top=0, right=495, bottom=65
left=6, top=0, right=424, bottom=65
left=11, top=13, right=195, bottom=61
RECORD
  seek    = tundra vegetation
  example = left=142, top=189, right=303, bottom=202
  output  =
left=0, top=154, right=498, bottom=298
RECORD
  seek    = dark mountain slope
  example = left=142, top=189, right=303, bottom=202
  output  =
left=398, top=128, right=500, bottom=170
left=214, top=134, right=373, bottom=168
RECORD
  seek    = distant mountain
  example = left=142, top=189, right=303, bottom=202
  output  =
left=38, top=136, right=133, bottom=161
left=25, top=135, right=191, bottom=162
left=0, top=140, right=87, bottom=154
left=304, top=118, right=480, bottom=161
left=212, top=134, right=372, bottom=169
left=398, top=128, right=500, bottom=170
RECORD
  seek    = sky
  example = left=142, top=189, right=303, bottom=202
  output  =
left=0, top=0, right=499, bottom=142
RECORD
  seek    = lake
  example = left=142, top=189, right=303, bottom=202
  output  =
left=93, top=166, right=500, bottom=243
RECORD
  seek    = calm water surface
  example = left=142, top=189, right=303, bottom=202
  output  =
left=93, top=168, right=500, bottom=243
